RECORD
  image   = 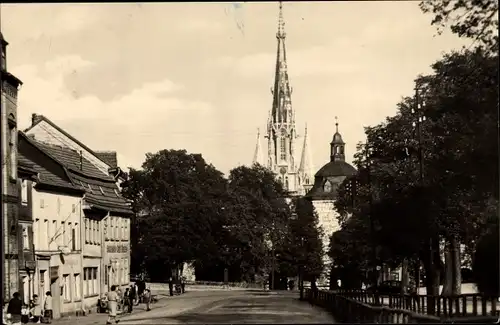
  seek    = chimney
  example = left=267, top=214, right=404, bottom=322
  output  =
left=31, top=113, right=42, bottom=126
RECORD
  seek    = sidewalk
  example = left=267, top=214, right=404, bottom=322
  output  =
left=52, top=294, right=171, bottom=325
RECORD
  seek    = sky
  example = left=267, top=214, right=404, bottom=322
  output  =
left=1, top=2, right=471, bottom=176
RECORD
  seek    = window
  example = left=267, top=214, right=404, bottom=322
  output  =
left=22, top=225, right=29, bottom=250
left=91, top=220, right=95, bottom=244
left=84, top=219, right=89, bottom=244
left=74, top=223, right=79, bottom=250
left=63, top=274, right=71, bottom=302
left=104, top=267, right=108, bottom=286
left=61, top=221, right=66, bottom=246
left=51, top=221, right=57, bottom=249
left=323, top=180, right=333, bottom=192
left=21, top=181, right=28, bottom=206
left=44, top=220, right=50, bottom=250
left=34, top=219, right=39, bottom=249
left=83, top=267, right=98, bottom=297
left=40, top=199, right=45, bottom=209
left=96, top=220, right=100, bottom=245
left=74, top=274, right=80, bottom=300
left=9, top=124, right=16, bottom=179
left=92, top=268, right=98, bottom=295
left=280, top=137, right=286, bottom=161
left=71, top=228, right=76, bottom=251
left=110, top=218, right=114, bottom=240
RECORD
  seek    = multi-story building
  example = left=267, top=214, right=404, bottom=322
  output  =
left=1, top=31, right=24, bottom=298
left=19, top=132, right=86, bottom=318
left=23, top=114, right=132, bottom=315
left=17, top=154, right=39, bottom=304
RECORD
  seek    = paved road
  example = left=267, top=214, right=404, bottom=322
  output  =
left=115, top=291, right=336, bottom=324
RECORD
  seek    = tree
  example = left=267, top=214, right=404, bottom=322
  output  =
left=285, top=197, right=324, bottom=287
left=122, top=149, right=228, bottom=282
left=472, top=219, right=499, bottom=297
left=332, top=48, right=498, bottom=302
left=420, top=0, right=499, bottom=53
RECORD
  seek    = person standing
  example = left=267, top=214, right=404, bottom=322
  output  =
left=180, top=277, right=185, bottom=294
left=7, top=292, right=23, bottom=325
left=43, top=292, right=52, bottom=324
left=127, top=286, right=135, bottom=313
left=30, top=295, right=42, bottom=323
left=106, top=286, right=120, bottom=325
left=122, top=288, right=130, bottom=314
left=168, top=278, right=174, bottom=297
left=143, top=289, right=151, bottom=312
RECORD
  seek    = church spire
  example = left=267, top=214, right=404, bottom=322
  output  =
left=252, top=128, right=265, bottom=165
left=330, top=116, right=346, bottom=162
left=299, top=123, right=314, bottom=189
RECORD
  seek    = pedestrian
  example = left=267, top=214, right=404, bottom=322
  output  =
left=122, top=288, right=130, bottom=313
left=7, top=292, right=23, bottom=325
left=180, top=277, right=185, bottom=294
left=127, top=286, right=135, bottom=313
left=106, top=285, right=120, bottom=325
left=43, top=292, right=52, bottom=324
left=168, top=278, right=174, bottom=297
left=30, top=295, right=42, bottom=323
left=143, top=289, right=151, bottom=312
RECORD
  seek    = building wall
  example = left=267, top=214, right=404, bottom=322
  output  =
left=32, top=189, right=84, bottom=316
left=102, top=215, right=130, bottom=293
left=2, top=75, right=21, bottom=299
left=312, top=199, right=341, bottom=285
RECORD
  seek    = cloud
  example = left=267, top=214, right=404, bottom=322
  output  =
left=12, top=55, right=213, bottom=169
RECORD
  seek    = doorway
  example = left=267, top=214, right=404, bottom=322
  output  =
left=50, top=271, right=60, bottom=319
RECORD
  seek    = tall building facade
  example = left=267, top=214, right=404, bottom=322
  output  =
left=253, top=2, right=314, bottom=197
left=1, top=31, right=24, bottom=298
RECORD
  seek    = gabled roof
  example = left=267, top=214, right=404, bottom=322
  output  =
left=19, top=132, right=132, bottom=216
left=25, top=114, right=116, bottom=169
left=18, top=132, right=82, bottom=192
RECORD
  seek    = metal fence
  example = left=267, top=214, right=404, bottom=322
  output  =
left=303, top=289, right=499, bottom=324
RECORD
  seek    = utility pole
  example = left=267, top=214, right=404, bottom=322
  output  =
left=365, top=144, right=379, bottom=304
left=412, top=85, right=435, bottom=314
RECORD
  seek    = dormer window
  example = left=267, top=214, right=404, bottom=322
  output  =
left=99, top=186, right=105, bottom=195
left=323, top=180, right=333, bottom=192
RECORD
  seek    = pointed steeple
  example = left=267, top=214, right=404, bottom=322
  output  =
left=252, top=128, right=265, bottom=165
left=298, top=123, right=314, bottom=189
left=270, top=0, right=293, bottom=126
left=330, top=116, right=346, bottom=162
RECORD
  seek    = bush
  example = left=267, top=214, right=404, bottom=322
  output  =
left=472, top=226, right=499, bottom=296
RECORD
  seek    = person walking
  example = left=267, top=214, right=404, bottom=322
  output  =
left=7, top=293, right=23, bottom=325
left=143, top=289, right=151, bottom=312
left=43, top=292, right=52, bottom=324
left=106, top=286, right=120, bottom=325
left=122, top=288, right=130, bottom=314
left=30, top=295, right=42, bottom=323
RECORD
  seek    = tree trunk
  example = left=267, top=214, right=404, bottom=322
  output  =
left=401, top=258, right=409, bottom=294
left=423, top=236, right=441, bottom=315
left=442, top=239, right=453, bottom=296
left=451, top=237, right=462, bottom=295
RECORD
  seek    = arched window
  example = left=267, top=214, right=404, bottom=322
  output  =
left=305, top=178, right=309, bottom=185
left=285, top=177, right=289, bottom=190
left=280, top=137, right=286, bottom=161
left=340, top=146, right=344, bottom=154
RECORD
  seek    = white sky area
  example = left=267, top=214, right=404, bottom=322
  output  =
left=1, top=2, right=471, bottom=176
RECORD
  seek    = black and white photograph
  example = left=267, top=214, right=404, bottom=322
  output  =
left=1, top=1, right=498, bottom=324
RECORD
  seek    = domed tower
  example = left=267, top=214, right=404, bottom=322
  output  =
left=305, top=117, right=356, bottom=286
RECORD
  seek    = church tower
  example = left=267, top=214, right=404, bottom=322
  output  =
left=265, top=1, right=301, bottom=194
